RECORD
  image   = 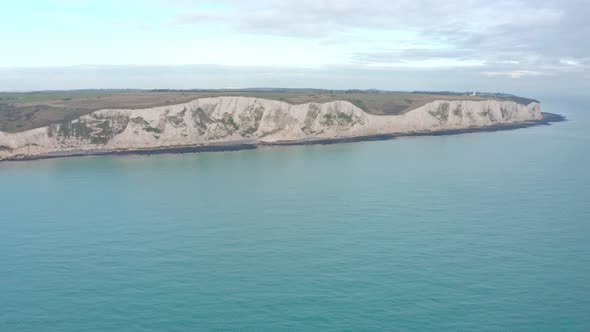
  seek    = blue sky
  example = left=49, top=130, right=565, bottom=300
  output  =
left=1, top=0, right=588, bottom=95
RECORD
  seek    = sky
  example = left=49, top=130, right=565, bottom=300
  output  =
left=1, top=0, right=588, bottom=96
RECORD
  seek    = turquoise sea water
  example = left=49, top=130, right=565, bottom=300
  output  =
left=1, top=96, right=589, bottom=331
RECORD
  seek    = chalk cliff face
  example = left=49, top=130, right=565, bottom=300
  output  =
left=0, top=97, right=541, bottom=160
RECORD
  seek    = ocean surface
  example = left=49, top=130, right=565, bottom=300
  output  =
left=1, top=95, right=589, bottom=331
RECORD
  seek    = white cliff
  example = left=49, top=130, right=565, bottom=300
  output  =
left=0, top=97, right=542, bottom=160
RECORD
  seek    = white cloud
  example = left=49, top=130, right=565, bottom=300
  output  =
left=483, top=70, right=545, bottom=79
left=496, top=60, right=520, bottom=65
left=160, top=0, right=588, bottom=76
left=560, top=59, right=581, bottom=66
left=2, top=0, right=590, bottom=93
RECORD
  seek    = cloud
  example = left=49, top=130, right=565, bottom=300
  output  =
left=172, top=10, right=227, bottom=24
left=352, top=48, right=479, bottom=65
left=3, top=0, right=588, bottom=94
left=483, top=70, right=545, bottom=79
left=163, top=0, right=589, bottom=76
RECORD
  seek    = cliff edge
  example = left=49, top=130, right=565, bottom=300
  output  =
left=0, top=97, right=542, bottom=160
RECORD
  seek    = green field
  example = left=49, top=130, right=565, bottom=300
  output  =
left=0, top=90, right=537, bottom=133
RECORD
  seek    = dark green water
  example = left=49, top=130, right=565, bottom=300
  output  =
left=1, top=96, right=589, bottom=331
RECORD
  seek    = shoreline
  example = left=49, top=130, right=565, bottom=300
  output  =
left=0, top=112, right=566, bottom=162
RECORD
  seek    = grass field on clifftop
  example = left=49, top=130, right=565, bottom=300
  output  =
left=0, top=90, right=537, bottom=133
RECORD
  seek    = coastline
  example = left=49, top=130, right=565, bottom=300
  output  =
left=0, top=112, right=566, bottom=163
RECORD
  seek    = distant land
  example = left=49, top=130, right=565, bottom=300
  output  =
left=0, top=89, right=563, bottom=161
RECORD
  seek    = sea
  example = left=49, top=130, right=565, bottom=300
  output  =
left=1, top=95, right=589, bottom=331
